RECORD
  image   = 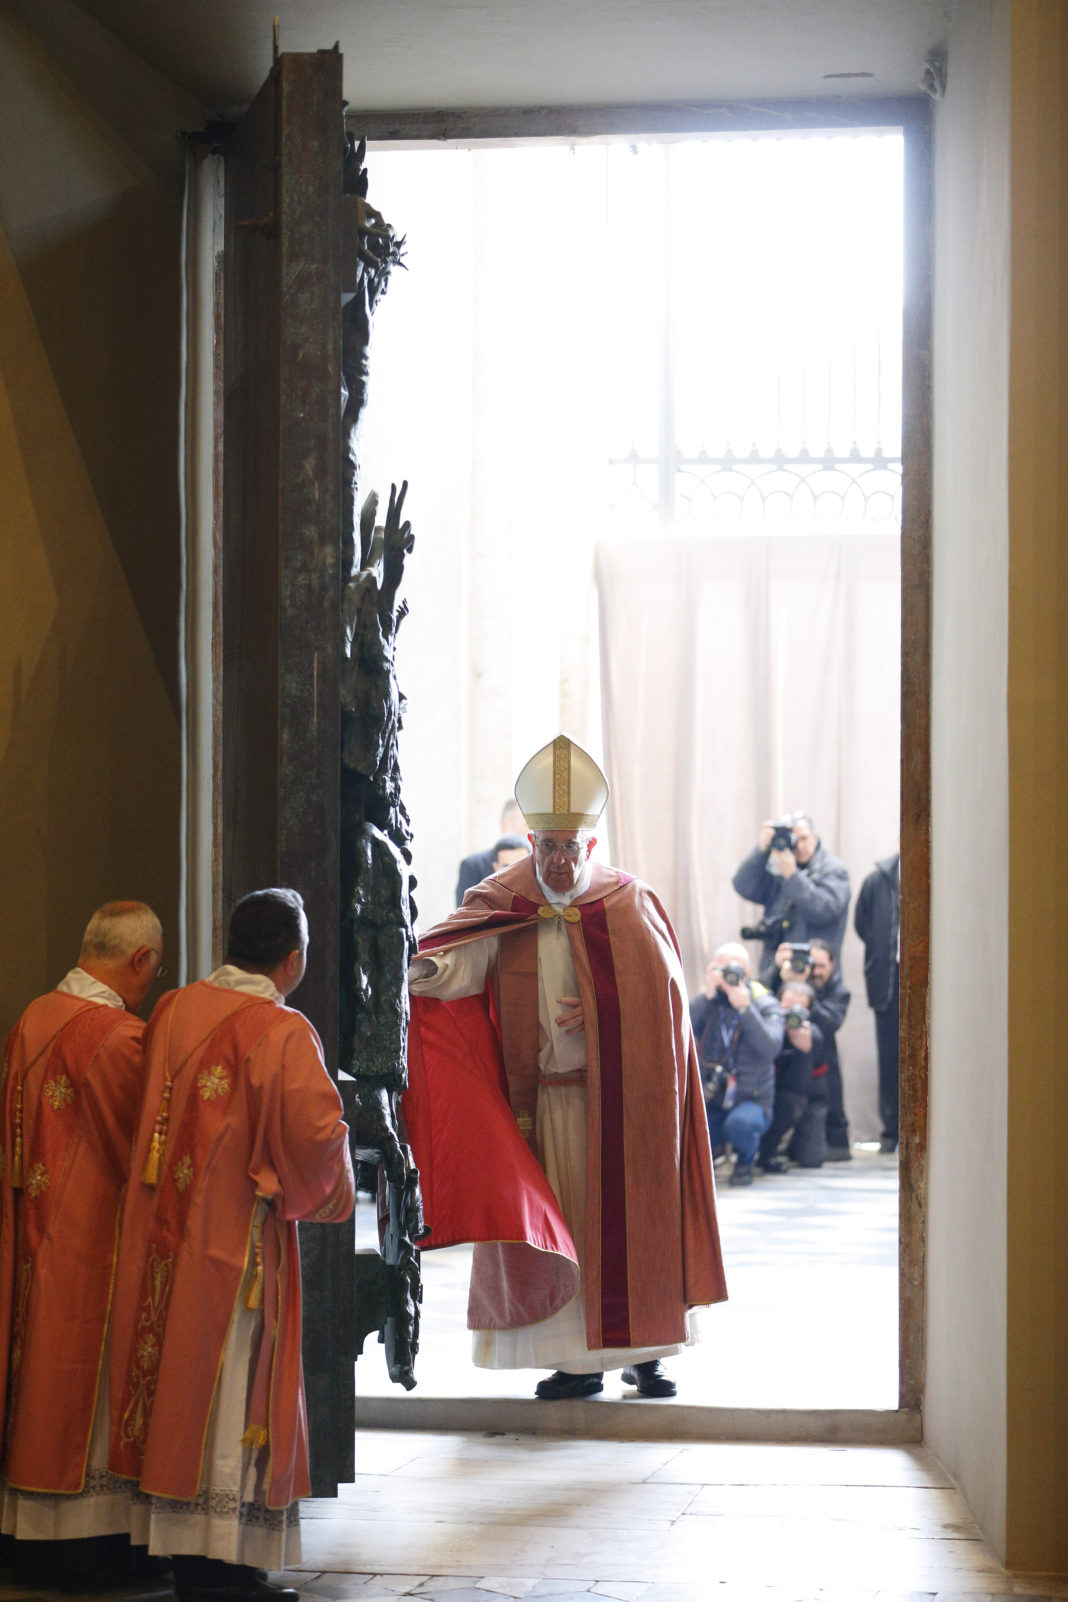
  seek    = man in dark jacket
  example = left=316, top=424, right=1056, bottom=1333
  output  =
left=854, top=851, right=900, bottom=1152
left=689, top=942, right=783, bottom=1188
left=455, top=799, right=526, bottom=903
left=733, top=813, right=851, bottom=986
left=758, top=979, right=829, bottom=1170
left=771, top=937, right=852, bottom=1159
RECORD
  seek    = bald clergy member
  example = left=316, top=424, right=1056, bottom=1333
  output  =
left=108, top=888, right=354, bottom=1602
left=406, top=736, right=725, bottom=1400
left=0, top=902, right=163, bottom=1549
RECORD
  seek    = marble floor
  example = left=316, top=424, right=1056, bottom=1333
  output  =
left=355, top=1149, right=900, bottom=1412
left=2, top=1427, right=1059, bottom=1602
left=6, top=1154, right=1056, bottom=1601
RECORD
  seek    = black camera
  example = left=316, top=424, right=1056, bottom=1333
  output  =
left=786, top=942, right=812, bottom=973
left=769, top=819, right=797, bottom=853
left=720, top=963, right=746, bottom=988
left=784, top=1005, right=811, bottom=1030
left=740, top=914, right=791, bottom=942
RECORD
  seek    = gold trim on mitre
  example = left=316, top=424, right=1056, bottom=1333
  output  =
left=514, top=735, right=609, bottom=831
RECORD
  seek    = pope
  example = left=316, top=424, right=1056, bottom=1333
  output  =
left=405, top=735, right=726, bottom=1400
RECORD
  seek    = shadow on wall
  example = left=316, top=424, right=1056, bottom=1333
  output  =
left=17, top=186, right=183, bottom=714
left=0, top=212, right=180, bottom=1034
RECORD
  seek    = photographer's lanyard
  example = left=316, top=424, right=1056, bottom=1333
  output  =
left=718, top=1010, right=740, bottom=1070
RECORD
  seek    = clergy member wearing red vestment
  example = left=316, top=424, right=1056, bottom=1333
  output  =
left=0, top=901, right=164, bottom=1546
left=405, top=735, right=726, bottom=1400
left=108, top=888, right=354, bottom=1602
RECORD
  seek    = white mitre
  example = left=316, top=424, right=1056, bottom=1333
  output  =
left=514, top=734, right=609, bottom=831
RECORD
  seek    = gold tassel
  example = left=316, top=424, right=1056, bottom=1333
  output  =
left=240, top=1424, right=269, bottom=1449
left=141, top=1077, right=172, bottom=1186
left=244, top=1208, right=264, bottom=1310
left=11, top=1081, right=23, bottom=1189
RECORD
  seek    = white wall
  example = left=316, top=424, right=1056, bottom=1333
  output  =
left=925, top=0, right=1010, bottom=1554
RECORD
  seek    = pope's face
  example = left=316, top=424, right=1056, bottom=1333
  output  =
left=532, top=830, right=595, bottom=894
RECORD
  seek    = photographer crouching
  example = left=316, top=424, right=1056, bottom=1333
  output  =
left=770, top=938, right=853, bottom=1161
left=733, top=813, right=851, bottom=987
left=688, top=942, right=783, bottom=1188
left=757, top=979, right=829, bottom=1171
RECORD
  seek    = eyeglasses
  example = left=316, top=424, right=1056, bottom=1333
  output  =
left=147, top=949, right=168, bottom=979
left=533, top=838, right=586, bottom=861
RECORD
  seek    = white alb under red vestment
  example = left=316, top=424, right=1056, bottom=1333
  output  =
left=108, top=969, right=354, bottom=1569
left=0, top=969, right=144, bottom=1537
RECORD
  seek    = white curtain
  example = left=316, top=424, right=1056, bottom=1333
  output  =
left=596, top=531, right=901, bottom=1142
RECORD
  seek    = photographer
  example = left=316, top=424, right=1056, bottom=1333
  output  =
left=854, top=850, right=900, bottom=1153
left=771, top=938, right=852, bottom=1161
left=733, top=812, right=851, bottom=986
left=758, top=979, right=829, bottom=1171
left=689, top=942, right=783, bottom=1188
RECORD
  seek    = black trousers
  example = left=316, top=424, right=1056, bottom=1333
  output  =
left=824, top=1056, right=849, bottom=1149
left=760, top=1090, right=828, bottom=1167
left=874, top=967, right=900, bottom=1143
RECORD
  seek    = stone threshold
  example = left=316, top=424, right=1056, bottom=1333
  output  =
left=353, top=1397, right=922, bottom=1444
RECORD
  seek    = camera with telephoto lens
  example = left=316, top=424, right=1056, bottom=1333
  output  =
left=784, top=1004, right=811, bottom=1030
left=769, top=818, right=798, bottom=853
left=740, top=914, right=791, bottom=942
left=786, top=942, right=812, bottom=973
left=720, top=963, right=746, bottom=988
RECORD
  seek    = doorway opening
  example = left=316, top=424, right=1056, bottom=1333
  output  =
left=355, top=123, right=918, bottom=1416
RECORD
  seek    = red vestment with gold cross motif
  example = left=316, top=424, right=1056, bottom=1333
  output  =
left=107, top=980, right=353, bottom=1510
left=0, top=991, right=145, bottom=1494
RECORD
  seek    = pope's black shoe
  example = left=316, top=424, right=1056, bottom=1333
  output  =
left=534, top=1369, right=604, bottom=1400
left=621, top=1359, right=677, bottom=1397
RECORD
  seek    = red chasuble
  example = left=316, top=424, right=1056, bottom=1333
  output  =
left=0, top=991, right=145, bottom=1493
left=404, top=857, right=727, bottom=1351
left=108, top=981, right=354, bottom=1510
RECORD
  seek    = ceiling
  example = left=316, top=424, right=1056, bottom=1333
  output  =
left=66, top=0, right=960, bottom=119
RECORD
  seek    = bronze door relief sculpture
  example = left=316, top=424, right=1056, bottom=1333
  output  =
left=338, top=132, right=425, bottom=1390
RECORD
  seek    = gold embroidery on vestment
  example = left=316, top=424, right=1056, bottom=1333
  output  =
left=43, top=1073, right=75, bottom=1111
left=174, top=1154, right=193, bottom=1191
left=120, top=1246, right=173, bottom=1449
left=25, top=1162, right=49, bottom=1198
left=552, top=734, right=570, bottom=815
left=12, top=1080, right=23, bottom=1187
left=515, top=1110, right=534, bottom=1135
left=10, top=1259, right=33, bottom=1374
left=136, top=1332, right=160, bottom=1370
left=197, top=1064, right=230, bottom=1101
